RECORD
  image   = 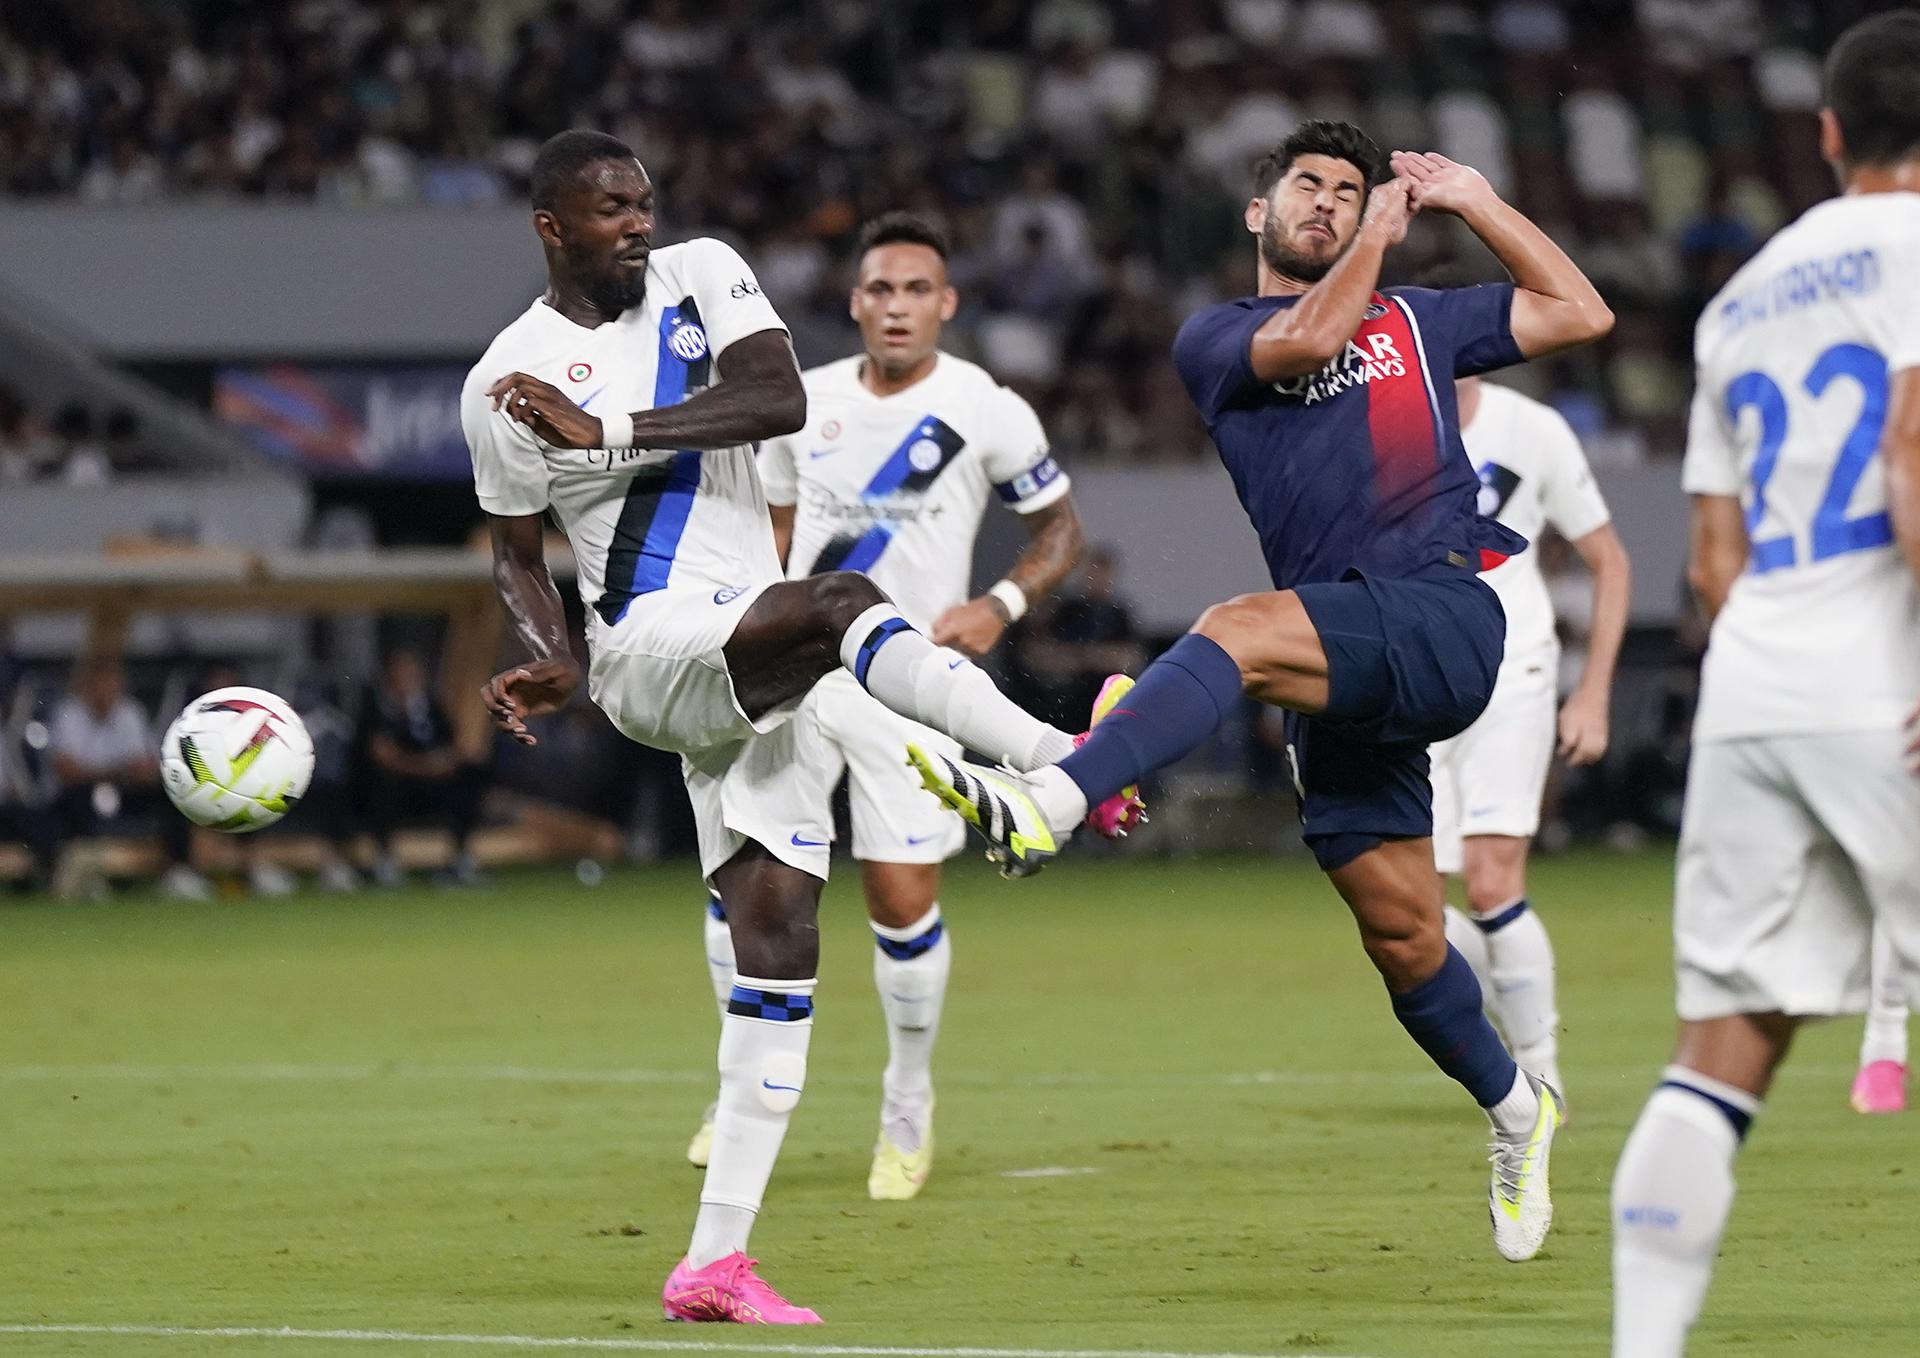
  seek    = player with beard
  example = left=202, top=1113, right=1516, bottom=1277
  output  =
left=463, top=130, right=1108, bottom=1323
left=909, top=120, right=1613, bottom=1260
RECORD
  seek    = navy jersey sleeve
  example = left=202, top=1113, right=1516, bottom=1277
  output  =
left=1391, top=284, right=1523, bottom=377
left=1172, top=303, right=1270, bottom=419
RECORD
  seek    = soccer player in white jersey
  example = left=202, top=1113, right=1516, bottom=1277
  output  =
left=1611, top=15, right=1920, bottom=1353
left=1431, top=368, right=1632, bottom=1100
left=691, top=212, right=1087, bottom=1200
left=463, top=130, right=1095, bottom=1324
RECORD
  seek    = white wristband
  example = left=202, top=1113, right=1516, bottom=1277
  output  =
left=599, top=411, right=634, bottom=449
left=987, top=579, right=1028, bottom=623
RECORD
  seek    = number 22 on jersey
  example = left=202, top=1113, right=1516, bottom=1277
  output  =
left=1726, top=342, right=1890, bottom=573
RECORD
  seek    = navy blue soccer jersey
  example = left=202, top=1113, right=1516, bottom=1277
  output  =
left=1172, top=284, right=1530, bottom=590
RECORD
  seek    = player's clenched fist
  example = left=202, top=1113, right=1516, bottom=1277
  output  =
left=1390, top=151, right=1495, bottom=216
left=488, top=371, right=606, bottom=449
left=1360, top=177, right=1416, bottom=245
left=480, top=657, right=582, bottom=746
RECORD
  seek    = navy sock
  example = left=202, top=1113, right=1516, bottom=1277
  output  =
left=1391, top=944, right=1519, bottom=1108
left=1057, top=633, right=1243, bottom=805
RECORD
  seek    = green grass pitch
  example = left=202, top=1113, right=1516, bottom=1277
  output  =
left=2, top=850, right=1914, bottom=1357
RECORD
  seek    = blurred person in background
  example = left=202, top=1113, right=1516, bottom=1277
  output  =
left=49, top=655, right=207, bottom=899
left=361, top=649, right=487, bottom=888
left=47, top=405, right=112, bottom=487
left=0, top=725, right=58, bottom=893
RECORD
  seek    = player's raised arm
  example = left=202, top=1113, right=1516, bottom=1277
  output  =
left=481, top=512, right=580, bottom=746
left=1247, top=178, right=1414, bottom=382
left=1392, top=151, right=1613, bottom=359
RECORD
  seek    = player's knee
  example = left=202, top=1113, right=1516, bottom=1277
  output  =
left=1461, top=841, right=1527, bottom=914
left=808, top=570, right=888, bottom=633
left=1359, top=912, right=1447, bottom=990
left=731, top=907, right=820, bottom=978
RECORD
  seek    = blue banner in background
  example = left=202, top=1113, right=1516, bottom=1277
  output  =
left=215, top=363, right=471, bottom=480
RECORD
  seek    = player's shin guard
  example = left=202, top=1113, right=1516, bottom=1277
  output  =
left=872, top=906, right=950, bottom=1145
left=703, top=895, right=735, bottom=1014
left=1474, top=898, right=1560, bottom=1077
left=1390, top=944, right=1527, bottom=1121
left=1611, top=1069, right=1756, bottom=1358
left=839, top=603, right=1072, bottom=770
left=688, top=976, right=816, bottom=1269
left=1056, top=633, right=1242, bottom=805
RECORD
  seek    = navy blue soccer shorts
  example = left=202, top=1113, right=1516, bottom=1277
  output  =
left=1283, top=563, right=1504, bottom=872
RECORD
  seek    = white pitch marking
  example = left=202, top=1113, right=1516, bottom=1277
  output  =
left=0, top=1323, right=1379, bottom=1358
left=999, top=1166, right=1101, bottom=1179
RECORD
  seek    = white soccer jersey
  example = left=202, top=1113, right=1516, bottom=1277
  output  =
left=461, top=238, right=789, bottom=624
left=758, top=353, right=1069, bottom=629
left=1684, top=192, right=1920, bottom=742
left=1463, top=382, right=1612, bottom=667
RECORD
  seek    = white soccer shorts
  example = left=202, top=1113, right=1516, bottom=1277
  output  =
left=1428, top=655, right=1558, bottom=875
left=1675, top=729, right=1920, bottom=1021
left=587, top=582, right=833, bottom=881
left=796, top=669, right=966, bottom=865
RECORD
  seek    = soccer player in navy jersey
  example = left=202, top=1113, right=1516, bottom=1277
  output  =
left=911, top=120, right=1613, bottom=1260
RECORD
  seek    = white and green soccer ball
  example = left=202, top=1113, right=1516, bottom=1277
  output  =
left=160, top=686, right=314, bottom=833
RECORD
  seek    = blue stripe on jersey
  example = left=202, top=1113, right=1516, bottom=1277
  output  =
left=805, top=415, right=967, bottom=575
left=594, top=299, right=710, bottom=625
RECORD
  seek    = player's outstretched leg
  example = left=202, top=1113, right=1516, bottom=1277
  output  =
left=863, top=863, right=948, bottom=1201
left=1851, top=925, right=1908, bottom=1113
left=687, top=893, right=734, bottom=1168
left=724, top=572, right=1073, bottom=774
left=1327, top=838, right=1561, bottom=1262
left=1612, top=1015, right=1790, bottom=1358
left=663, top=845, right=823, bottom=1325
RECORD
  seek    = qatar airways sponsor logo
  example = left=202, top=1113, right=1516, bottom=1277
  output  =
left=1272, top=333, right=1407, bottom=405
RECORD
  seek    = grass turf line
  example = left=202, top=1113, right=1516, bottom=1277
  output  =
left=2, top=852, right=1914, bottom=1356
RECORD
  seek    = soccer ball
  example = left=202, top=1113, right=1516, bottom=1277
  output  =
left=160, top=686, right=315, bottom=833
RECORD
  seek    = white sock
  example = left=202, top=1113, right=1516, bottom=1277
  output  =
left=1444, top=905, right=1492, bottom=996
left=688, top=974, right=815, bottom=1268
left=1476, top=898, right=1560, bottom=1080
left=702, top=895, right=735, bottom=1014
left=872, top=905, right=951, bottom=1153
left=1611, top=1068, right=1758, bottom=1358
left=1486, top=1066, right=1541, bottom=1138
left=839, top=603, right=1074, bottom=770
left=1860, top=927, right=1910, bottom=1067
left=1027, top=763, right=1090, bottom=833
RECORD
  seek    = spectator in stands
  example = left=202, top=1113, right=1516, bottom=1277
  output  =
left=361, top=649, right=486, bottom=888
left=49, top=655, right=208, bottom=899
left=1014, top=546, right=1146, bottom=730
left=47, top=405, right=111, bottom=487
left=0, top=730, right=57, bottom=893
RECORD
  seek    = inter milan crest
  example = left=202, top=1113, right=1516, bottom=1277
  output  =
left=908, top=438, right=943, bottom=472
left=668, top=321, right=709, bottom=362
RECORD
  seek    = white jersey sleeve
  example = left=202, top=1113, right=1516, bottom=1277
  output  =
left=1680, top=370, right=1743, bottom=498
left=979, top=385, right=1069, bottom=514
left=1537, top=412, right=1612, bottom=541
left=685, top=238, right=788, bottom=357
left=758, top=430, right=799, bottom=507
left=462, top=371, right=551, bottom=516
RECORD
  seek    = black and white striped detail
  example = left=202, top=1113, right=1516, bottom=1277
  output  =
left=939, top=754, right=1012, bottom=848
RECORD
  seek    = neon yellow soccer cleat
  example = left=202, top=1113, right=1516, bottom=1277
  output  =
left=1489, top=1073, right=1563, bottom=1261
left=906, top=745, right=1058, bottom=878
left=867, top=1101, right=935, bottom=1201
left=687, top=1102, right=716, bottom=1169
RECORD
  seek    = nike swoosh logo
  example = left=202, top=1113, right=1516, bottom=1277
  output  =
left=947, top=658, right=966, bottom=670
left=806, top=448, right=837, bottom=459
left=761, top=1079, right=802, bottom=1093
left=577, top=385, right=608, bottom=410
left=790, top=833, right=827, bottom=847
left=905, top=833, right=937, bottom=845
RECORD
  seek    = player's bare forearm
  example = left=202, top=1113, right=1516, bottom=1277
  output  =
left=1004, top=497, right=1086, bottom=605
left=489, top=514, right=571, bottom=663
left=1687, top=494, right=1747, bottom=623
left=1461, top=196, right=1612, bottom=357
left=1883, top=367, right=1920, bottom=592
left=626, top=328, right=806, bottom=449
left=1571, top=523, right=1632, bottom=699
left=1248, top=181, right=1411, bottom=382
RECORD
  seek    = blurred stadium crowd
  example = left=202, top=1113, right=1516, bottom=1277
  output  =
left=0, top=0, right=1887, bottom=467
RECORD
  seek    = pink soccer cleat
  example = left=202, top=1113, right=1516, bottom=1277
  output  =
left=661, top=1253, right=821, bottom=1324
left=1850, top=1060, right=1907, bottom=1114
left=1076, top=674, right=1147, bottom=838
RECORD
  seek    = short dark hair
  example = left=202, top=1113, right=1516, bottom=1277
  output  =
left=530, top=129, right=638, bottom=212
left=1824, top=11, right=1920, bottom=168
left=1252, top=119, right=1384, bottom=197
left=857, top=210, right=950, bottom=262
